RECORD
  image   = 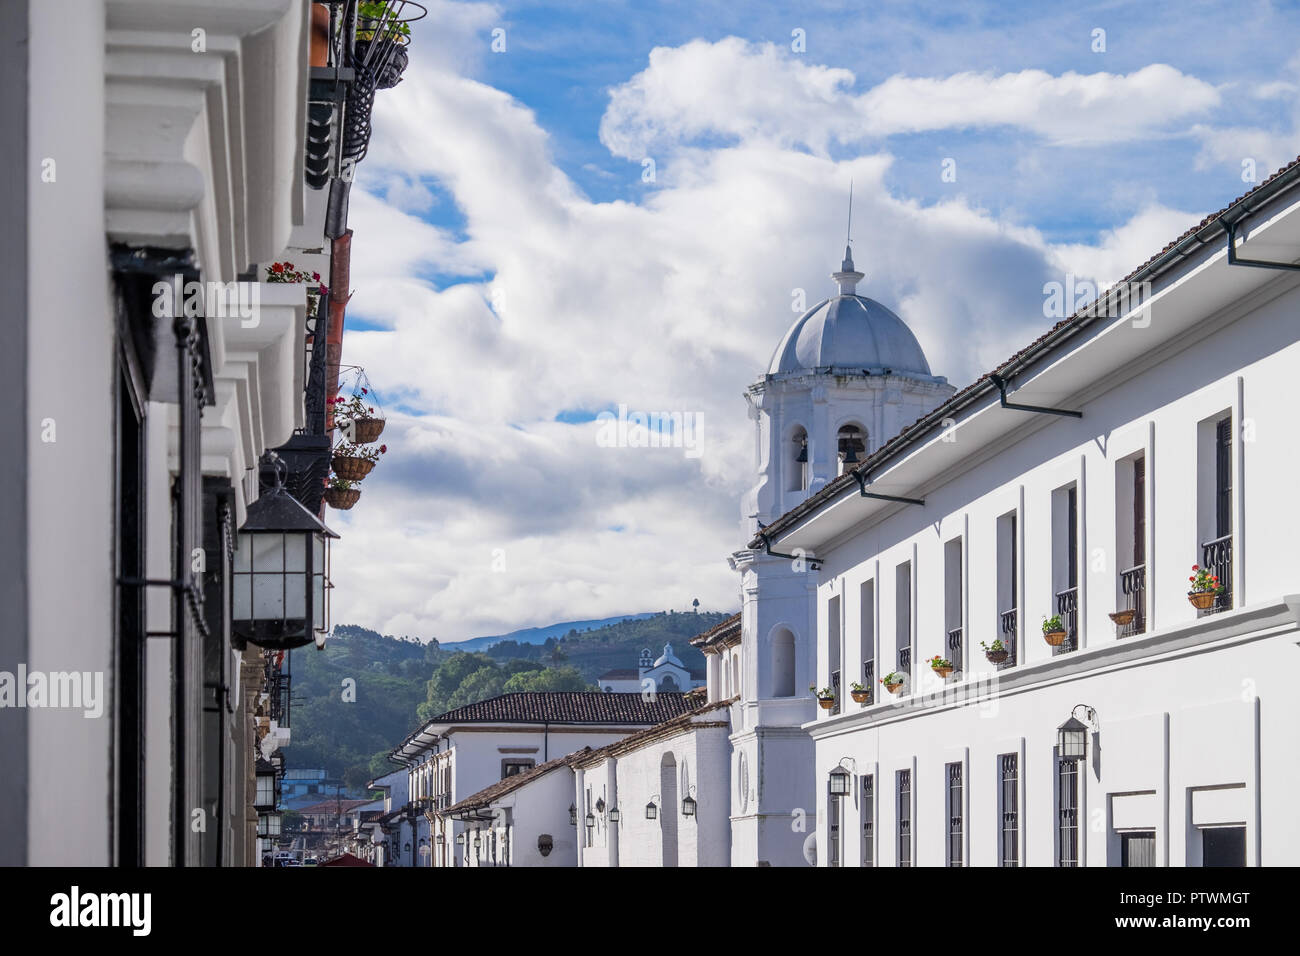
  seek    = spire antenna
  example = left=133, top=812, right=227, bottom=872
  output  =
left=846, top=179, right=853, bottom=248
left=833, top=180, right=864, bottom=294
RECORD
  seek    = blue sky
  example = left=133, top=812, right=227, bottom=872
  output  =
left=330, top=0, right=1300, bottom=641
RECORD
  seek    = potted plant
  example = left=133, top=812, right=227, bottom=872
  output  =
left=1108, top=608, right=1136, bottom=627
left=1042, top=614, right=1068, bottom=646
left=355, top=1, right=412, bottom=89
left=980, top=639, right=1009, bottom=665
left=1187, top=564, right=1223, bottom=609
left=332, top=440, right=387, bottom=481
left=849, top=681, right=870, bottom=704
left=879, top=672, right=905, bottom=695
left=265, top=261, right=327, bottom=317
left=323, top=475, right=361, bottom=510
left=333, top=390, right=386, bottom=443
left=929, top=655, right=954, bottom=678
left=815, top=688, right=836, bottom=710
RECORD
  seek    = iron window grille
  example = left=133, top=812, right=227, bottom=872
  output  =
left=1119, top=564, right=1146, bottom=637
left=947, top=762, right=963, bottom=867
left=946, top=627, right=963, bottom=674
left=1058, top=757, right=1079, bottom=867
left=861, top=775, right=875, bottom=867
left=999, top=754, right=1019, bottom=866
left=1054, top=586, right=1078, bottom=655
left=897, top=770, right=912, bottom=868
left=999, top=608, right=1018, bottom=670
left=862, top=659, right=875, bottom=705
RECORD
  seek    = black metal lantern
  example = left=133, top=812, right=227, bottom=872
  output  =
left=257, top=812, right=281, bottom=837
left=254, top=759, right=278, bottom=812
left=455, top=832, right=465, bottom=845
left=404, top=841, right=411, bottom=852
left=568, top=803, right=577, bottom=826
left=595, top=797, right=605, bottom=814
left=682, top=795, right=697, bottom=817
left=233, top=466, right=338, bottom=649
left=828, top=765, right=852, bottom=797
left=537, top=834, right=553, bottom=857
left=585, top=810, right=596, bottom=828
left=1058, top=704, right=1097, bottom=760
left=472, top=830, right=482, bottom=849
left=435, top=833, right=445, bottom=846
left=608, top=806, right=620, bottom=823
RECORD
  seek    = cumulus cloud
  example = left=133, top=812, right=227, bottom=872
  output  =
left=599, top=38, right=1221, bottom=159
left=331, top=31, right=1260, bottom=641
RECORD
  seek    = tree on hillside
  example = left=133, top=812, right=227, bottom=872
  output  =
left=502, top=666, right=591, bottom=693
left=445, top=666, right=504, bottom=710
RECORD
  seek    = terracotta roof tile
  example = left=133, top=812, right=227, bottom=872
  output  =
left=689, top=612, right=741, bottom=650
left=424, top=691, right=695, bottom=726
left=441, top=751, right=589, bottom=816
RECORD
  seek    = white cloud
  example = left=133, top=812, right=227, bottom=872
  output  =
left=599, top=38, right=1221, bottom=159
left=332, top=36, right=1238, bottom=641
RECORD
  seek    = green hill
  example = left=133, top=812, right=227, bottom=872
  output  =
left=282, top=610, right=734, bottom=792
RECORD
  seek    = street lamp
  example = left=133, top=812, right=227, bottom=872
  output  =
left=1058, top=704, right=1098, bottom=760
left=645, top=795, right=659, bottom=820
left=568, top=803, right=577, bottom=826
left=233, top=457, right=337, bottom=650
left=682, top=786, right=697, bottom=817
left=608, top=806, right=620, bottom=824
left=828, top=766, right=852, bottom=797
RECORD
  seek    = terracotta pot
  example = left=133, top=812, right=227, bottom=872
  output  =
left=310, top=4, right=331, bottom=67
left=1108, top=609, right=1136, bottom=627
left=850, top=689, right=869, bottom=704
left=817, top=697, right=835, bottom=710
left=1188, top=590, right=1218, bottom=610
left=931, top=665, right=954, bottom=678
left=324, top=487, right=361, bottom=510
left=1043, top=629, right=1068, bottom=646
left=985, top=649, right=1009, bottom=665
left=350, top=417, right=386, bottom=444
left=884, top=681, right=904, bottom=695
left=332, top=454, right=375, bottom=481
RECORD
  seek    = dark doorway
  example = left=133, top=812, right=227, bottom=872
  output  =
left=1202, top=827, right=1246, bottom=867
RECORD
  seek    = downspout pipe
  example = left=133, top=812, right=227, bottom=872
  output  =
left=851, top=470, right=926, bottom=506
left=757, top=530, right=822, bottom=570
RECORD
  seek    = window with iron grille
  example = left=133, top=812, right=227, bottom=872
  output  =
left=1215, top=416, right=1232, bottom=538
left=861, top=580, right=875, bottom=704
left=829, top=595, right=842, bottom=714
left=896, top=563, right=912, bottom=684
left=897, top=769, right=912, bottom=868
left=947, top=762, right=963, bottom=867
left=828, top=790, right=842, bottom=868
left=999, top=754, right=1019, bottom=867
left=861, top=774, right=874, bottom=867
left=1058, top=757, right=1079, bottom=867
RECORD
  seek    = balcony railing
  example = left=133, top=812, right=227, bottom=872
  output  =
left=862, top=659, right=875, bottom=705
left=831, top=669, right=841, bottom=715
left=1200, top=535, right=1233, bottom=614
left=946, top=627, right=963, bottom=674
left=1054, top=587, right=1078, bottom=656
left=1119, top=564, right=1146, bottom=637
left=898, top=646, right=912, bottom=691
left=999, top=609, right=1017, bottom=670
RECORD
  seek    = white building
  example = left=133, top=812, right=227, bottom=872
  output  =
left=754, top=160, right=1300, bottom=866
left=597, top=644, right=705, bottom=693
left=388, top=691, right=695, bottom=866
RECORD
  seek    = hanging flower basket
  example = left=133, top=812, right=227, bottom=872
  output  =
left=1108, top=609, right=1136, bottom=627
left=929, top=656, right=953, bottom=678
left=332, top=390, right=387, bottom=444
left=816, top=692, right=835, bottom=711
left=324, top=486, right=361, bottom=510
left=332, top=454, right=375, bottom=481
left=849, top=683, right=870, bottom=704
left=981, top=640, right=1009, bottom=665
left=354, top=1, right=420, bottom=89
left=352, top=417, right=386, bottom=443
left=1187, top=564, right=1222, bottom=610
left=1042, top=614, right=1067, bottom=646
left=879, top=672, right=905, bottom=695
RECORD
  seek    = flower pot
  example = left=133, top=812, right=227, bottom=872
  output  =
left=1043, top=629, right=1068, bottom=647
left=985, top=649, right=1009, bottom=665
left=1108, top=609, right=1136, bottom=627
left=850, top=689, right=869, bottom=704
left=310, top=3, right=331, bottom=67
left=884, top=681, right=904, bottom=695
left=351, top=417, right=386, bottom=444
left=1188, top=590, right=1218, bottom=610
left=817, top=697, right=835, bottom=710
left=931, top=665, right=953, bottom=678
left=332, top=454, right=376, bottom=481
left=324, top=487, right=361, bottom=510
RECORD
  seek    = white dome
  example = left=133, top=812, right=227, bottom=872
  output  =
left=653, top=643, right=681, bottom=668
left=768, top=247, right=933, bottom=378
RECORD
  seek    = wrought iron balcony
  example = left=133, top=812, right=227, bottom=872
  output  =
left=946, top=627, right=963, bottom=673
left=862, top=659, right=875, bottom=705
left=1200, top=536, right=1233, bottom=614
left=830, top=669, right=841, bottom=715
left=999, top=608, right=1017, bottom=669
left=1118, top=564, right=1146, bottom=637
left=898, top=646, right=912, bottom=689
left=1054, top=587, right=1078, bottom=655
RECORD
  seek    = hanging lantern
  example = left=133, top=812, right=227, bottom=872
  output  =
left=233, top=462, right=338, bottom=650
left=828, top=766, right=852, bottom=797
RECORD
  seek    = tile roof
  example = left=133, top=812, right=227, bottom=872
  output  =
left=423, top=691, right=695, bottom=726
left=599, top=668, right=641, bottom=679
left=752, top=154, right=1300, bottom=545
left=570, top=696, right=737, bottom=768
left=689, top=612, right=741, bottom=651
left=441, top=751, right=589, bottom=817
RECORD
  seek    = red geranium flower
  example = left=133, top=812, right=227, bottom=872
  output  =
left=271, top=262, right=284, bottom=274
left=379, top=444, right=387, bottom=454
